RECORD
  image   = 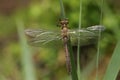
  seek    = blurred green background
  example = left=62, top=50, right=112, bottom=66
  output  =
left=0, top=0, right=120, bottom=80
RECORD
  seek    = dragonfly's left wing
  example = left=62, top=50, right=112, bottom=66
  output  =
left=25, top=29, right=62, bottom=46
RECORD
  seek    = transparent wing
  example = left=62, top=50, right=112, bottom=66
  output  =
left=25, top=25, right=105, bottom=46
left=68, top=25, right=105, bottom=46
left=25, top=29, right=62, bottom=46
left=86, top=25, right=105, bottom=31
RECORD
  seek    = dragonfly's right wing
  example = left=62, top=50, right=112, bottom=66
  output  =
left=25, top=29, right=62, bottom=46
left=69, top=25, right=105, bottom=46
left=86, top=25, right=105, bottom=31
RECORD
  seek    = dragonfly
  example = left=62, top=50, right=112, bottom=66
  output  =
left=25, top=18, right=105, bottom=74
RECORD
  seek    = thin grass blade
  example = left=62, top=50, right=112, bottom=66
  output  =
left=67, top=39, right=78, bottom=80
left=103, top=40, right=120, bottom=80
left=16, top=18, right=36, bottom=80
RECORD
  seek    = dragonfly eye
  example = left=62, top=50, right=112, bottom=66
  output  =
left=60, top=20, right=65, bottom=25
left=59, top=18, right=69, bottom=25
left=65, top=20, right=69, bottom=24
left=64, top=18, right=69, bottom=24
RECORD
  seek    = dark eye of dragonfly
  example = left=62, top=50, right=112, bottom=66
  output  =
left=60, top=19, right=69, bottom=25
left=65, top=20, right=69, bottom=24
left=65, top=18, right=69, bottom=24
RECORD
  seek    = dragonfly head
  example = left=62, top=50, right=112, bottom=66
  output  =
left=60, top=18, right=68, bottom=24
left=59, top=18, right=69, bottom=28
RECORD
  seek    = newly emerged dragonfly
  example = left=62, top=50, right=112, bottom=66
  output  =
left=25, top=19, right=105, bottom=46
left=25, top=18, right=105, bottom=74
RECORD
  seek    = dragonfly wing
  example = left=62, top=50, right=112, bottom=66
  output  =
left=69, top=30, right=95, bottom=46
left=86, top=25, right=105, bottom=32
left=25, top=29, right=62, bottom=46
left=69, top=25, right=105, bottom=46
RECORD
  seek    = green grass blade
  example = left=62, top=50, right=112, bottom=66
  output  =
left=59, top=0, right=66, bottom=19
left=103, top=40, right=120, bottom=80
left=77, top=0, right=82, bottom=79
left=67, top=39, right=78, bottom=80
left=16, top=18, right=36, bottom=80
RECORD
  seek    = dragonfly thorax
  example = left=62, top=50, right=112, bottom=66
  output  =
left=61, top=27, right=68, bottom=37
left=60, top=18, right=69, bottom=42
